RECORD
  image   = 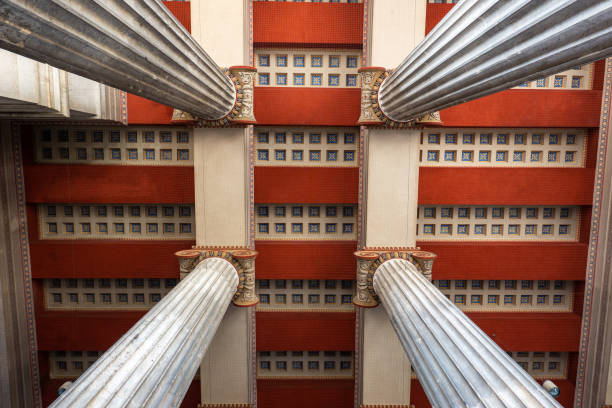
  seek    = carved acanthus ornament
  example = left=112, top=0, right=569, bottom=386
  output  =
left=358, top=67, right=442, bottom=128
left=352, top=248, right=437, bottom=308
left=175, top=247, right=259, bottom=307
left=172, top=66, right=257, bottom=127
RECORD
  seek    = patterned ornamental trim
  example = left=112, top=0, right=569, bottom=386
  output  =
left=356, top=5, right=370, bottom=403
left=248, top=126, right=256, bottom=249
left=358, top=67, right=442, bottom=129
left=173, top=66, right=257, bottom=128
left=353, top=249, right=436, bottom=307
left=176, top=248, right=259, bottom=307
left=247, top=4, right=257, bottom=403
left=361, top=405, right=413, bottom=408
left=120, top=91, right=128, bottom=125
left=574, top=57, right=612, bottom=404
left=11, top=123, right=42, bottom=407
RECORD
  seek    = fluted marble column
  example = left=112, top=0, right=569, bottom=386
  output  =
left=50, top=257, right=238, bottom=408
left=374, top=259, right=562, bottom=407
left=0, top=0, right=236, bottom=119
left=378, top=0, right=612, bottom=122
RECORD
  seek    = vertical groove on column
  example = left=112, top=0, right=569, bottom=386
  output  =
left=0, top=0, right=236, bottom=119
left=378, top=0, right=612, bottom=121
left=50, top=257, right=238, bottom=408
left=373, top=259, right=562, bottom=407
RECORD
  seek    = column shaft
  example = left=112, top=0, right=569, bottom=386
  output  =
left=50, top=257, right=238, bottom=408
left=374, top=259, right=562, bottom=407
left=378, top=0, right=612, bottom=121
left=0, top=0, right=236, bottom=119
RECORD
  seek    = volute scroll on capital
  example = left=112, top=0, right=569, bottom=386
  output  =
left=174, top=247, right=259, bottom=307
left=357, top=66, right=442, bottom=129
left=352, top=248, right=437, bottom=308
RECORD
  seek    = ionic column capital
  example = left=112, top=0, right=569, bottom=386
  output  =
left=352, top=248, right=438, bottom=308
left=231, top=249, right=259, bottom=307
left=353, top=251, right=380, bottom=308
left=175, top=247, right=259, bottom=307
left=357, top=67, right=442, bottom=129
left=175, top=249, right=203, bottom=278
left=173, top=66, right=257, bottom=128
left=410, top=251, right=437, bottom=282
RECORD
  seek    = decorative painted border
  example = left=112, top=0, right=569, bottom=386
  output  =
left=11, top=123, right=42, bottom=407
left=356, top=3, right=370, bottom=404
left=120, top=91, right=128, bottom=125
left=248, top=126, right=256, bottom=248
left=574, top=57, right=612, bottom=405
left=362, top=0, right=370, bottom=67
left=247, top=2, right=258, bottom=405
left=357, top=126, right=367, bottom=250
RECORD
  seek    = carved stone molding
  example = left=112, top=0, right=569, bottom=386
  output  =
left=175, top=249, right=202, bottom=277
left=231, top=250, right=259, bottom=307
left=410, top=251, right=437, bottom=281
left=414, top=111, right=442, bottom=127
left=352, top=248, right=437, bottom=308
left=171, top=109, right=197, bottom=124
left=358, top=67, right=442, bottom=129
left=353, top=251, right=380, bottom=308
left=175, top=247, right=259, bottom=307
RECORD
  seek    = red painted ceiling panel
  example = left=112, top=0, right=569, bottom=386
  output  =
left=24, top=164, right=194, bottom=204
left=419, top=167, right=595, bottom=205
left=254, top=2, right=363, bottom=47
left=254, top=87, right=361, bottom=126
left=425, top=3, right=455, bottom=35
left=468, top=312, right=581, bottom=351
left=255, top=166, right=358, bottom=204
left=439, top=90, right=602, bottom=128
left=257, top=312, right=355, bottom=351
left=255, top=240, right=357, bottom=280
left=258, top=379, right=354, bottom=408
left=30, top=241, right=192, bottom=279
left=418, top=242, right=588, bottom=281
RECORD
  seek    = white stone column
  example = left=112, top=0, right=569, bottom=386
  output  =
left=378, top=0, right=612, bottom=121
left=374, top=259, right=563, bottom=407
left=359, top=2, right=426, bottom=405
left=0, top=0, right=236, bottom=119
left=49, top=257, right=239, bottom=408
left=191, top=2, right=254, bottom=405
